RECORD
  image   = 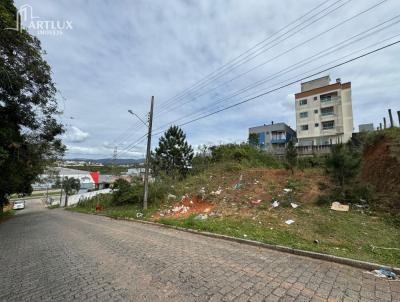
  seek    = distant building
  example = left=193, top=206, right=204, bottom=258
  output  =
left=295, top=76, right=353, bottom=146
left=359, top=123, right=374, bottom=132
left=34, top=167, right=100, bottom=191
left=249, top=122, right=296, bottom=155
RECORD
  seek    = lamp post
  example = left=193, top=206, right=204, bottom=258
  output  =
left=128, top=96, right=154, bottom=209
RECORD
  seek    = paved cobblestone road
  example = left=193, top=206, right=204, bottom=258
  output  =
left=1, top=199, right=399, bottom=302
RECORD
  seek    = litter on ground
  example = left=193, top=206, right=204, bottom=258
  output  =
left=283, top=188, right=293, bottom=193
left=194, top=214, right=208, bottom=220
left=272, top=200, right=280, bottom=208
left=331, top=201, right=349, bottom=212
left=167, top=193, right=176, bottom=201
left=251, top=199, right=262, bottom=206
left=136, top=212, right=143, bottom=218
left=211, top=187, right=222, bottom=195
left=291, top=203, right=299, bottom=208
left=285, top=219, right=295, bottom=225
left=234, top=183, right=242, bottom=189
left=369, top=268, right=397, bottom=280
left=172, top=205, right=190, bottom=213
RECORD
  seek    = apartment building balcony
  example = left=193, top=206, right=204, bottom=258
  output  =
left=270, top=138, right=287, bottom=144
left=296, top=144, right=332, bottom=156
left=320, top=95, right=341, bottom=104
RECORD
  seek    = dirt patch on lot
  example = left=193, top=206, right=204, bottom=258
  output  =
left=153, top=196, right=214, bottom=219
left=361, top=137, right=400, bottom=211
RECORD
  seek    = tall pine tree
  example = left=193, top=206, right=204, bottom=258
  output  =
left=152, top=126, right=193, bottom=178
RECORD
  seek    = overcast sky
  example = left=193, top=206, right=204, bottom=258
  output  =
left=15, top=0, right=400, bottom=159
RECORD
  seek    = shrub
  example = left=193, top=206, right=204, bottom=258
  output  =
left=325, top=144, right=360, bottom=192
left=209, top=144, right=281, bottom=168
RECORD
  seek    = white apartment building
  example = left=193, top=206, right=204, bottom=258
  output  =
left=295, top=76, right=353, bottom=146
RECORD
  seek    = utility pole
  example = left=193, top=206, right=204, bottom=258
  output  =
left=143, top=96, right=154, bottom=210
left=112, top=146, right=118, bottom=176
left=398, top=111, right=400, bottom=126
left=383, top=117, right=387, bottom=129
left=388, top=109, right=394, bottom=128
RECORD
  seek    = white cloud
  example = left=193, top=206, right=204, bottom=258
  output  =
left=14, top=0, right=400, bottom=158
left=64, top=126, right=89, bottom=143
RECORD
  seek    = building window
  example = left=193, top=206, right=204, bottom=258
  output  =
left=299, top=99, right=307, bottom=105
left=322, top=121, right=335, bottom=129
left=301, top=124, right=308, bottom=131
left=313, top=96, right=318, bottom=101
left=300, top=111, right=308, bottom=118
left=315, top=123, right=319, bottom=127
left=321, top=106, right=334, bottom=116
left=314, top=109, right=318, bottom=114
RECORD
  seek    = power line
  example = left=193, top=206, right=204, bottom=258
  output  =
left=154, top=0, right=349, bottom=116
left=152, top=17, right=400, bottom=131
left=110, top=0, right=345, bottom=150
left=152, top=40, right=400, bottom=138
left=154, top=0, right=387, bottom=119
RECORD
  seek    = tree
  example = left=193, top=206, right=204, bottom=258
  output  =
left=0, top=1, right=65, bottom=212
left=285, top=140, right=297, bottom=174
left=62, top=177, right=80, bottom=206
left=325, top=144, right=360, bottom=193
left=112, top=178, right=133, bottom=205
left=152, top=125, right=194, bottom=178
left=248, top=133, right=259, bottom=147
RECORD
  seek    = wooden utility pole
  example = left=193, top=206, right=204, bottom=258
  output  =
left=143, top=96, right=154, bottom=210
left=383, top=117, right=387, bottom=129
left=397, top=111, right=400, bottom=127
left=388, top=109, right=394, bottom=128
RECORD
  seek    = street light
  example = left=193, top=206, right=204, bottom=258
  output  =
left=127, top=97, right=154, bottom=210
left=128, top=110, right=148, bottom=126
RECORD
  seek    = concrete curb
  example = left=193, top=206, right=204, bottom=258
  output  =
left=78, top=211, right=400, bottom=275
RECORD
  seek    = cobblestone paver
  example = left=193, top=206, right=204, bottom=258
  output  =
left=0, top=200, right=399, bottom=301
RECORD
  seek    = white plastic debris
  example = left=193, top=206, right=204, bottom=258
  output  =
left=194, top=214, right=208, bottom=220
left=167, top=193, right=176, bottom=201
left=291, top=203, right=299, bottom=208
left=283, top=188, right=292, bottom=193
left=272, top=200, right=280, bottom=208
left=285, top=219, right=295, bottom=225
left=243, top=234, right=248, bottom=238
left=171, top=205, right=190, bottom=213
left=136, top=212, right=143, bottom=218
left=211, top=187, right=222, bottom=195
left=331, top=201, right=349, bottom=212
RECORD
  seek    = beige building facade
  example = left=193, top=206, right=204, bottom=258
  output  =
left=295, top=76, right=353, bottom=146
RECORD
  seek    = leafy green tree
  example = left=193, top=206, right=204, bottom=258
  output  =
left=325, top=144, right=360, bottom=193
left=285, top=140, right=297, bottom=174
left=62, top=177, right=80, bottom=206
left=248, top=133, right=259, bottom=146
left=152, top=125, right=194, bottom=178
left=0, top=1, right=64, bottom=212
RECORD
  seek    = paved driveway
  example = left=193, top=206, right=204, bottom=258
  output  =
left=0, top=200, right=399, bottom=302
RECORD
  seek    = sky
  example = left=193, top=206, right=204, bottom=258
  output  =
left=14, top=0, right=400, bottom=159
